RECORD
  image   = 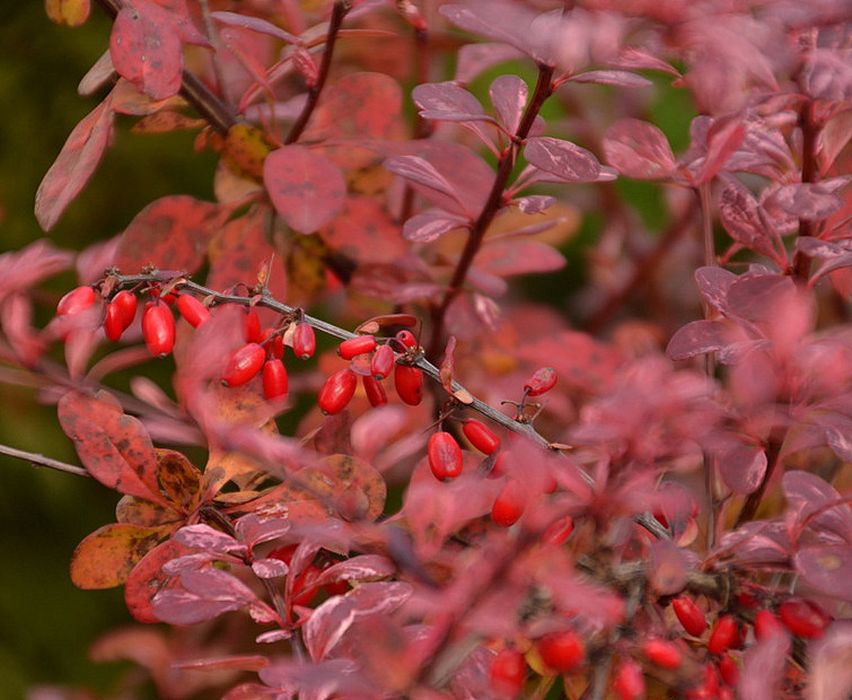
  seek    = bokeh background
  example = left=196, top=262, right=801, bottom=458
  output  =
left=0, top=3, right=695, bottom=697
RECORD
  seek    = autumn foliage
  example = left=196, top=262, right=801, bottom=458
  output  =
left=3, top=0, right=852, bottom=697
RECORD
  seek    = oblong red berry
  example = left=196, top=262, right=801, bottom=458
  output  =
left=492, top=479, right=525, bottom=527
left=612, top=659, right=645, bottom=700
left=718, top=654, right=738, bottom=686
left=318, top=368, right=357, bottom=414
left=753, top=609, right=785, bottom=641
left=57, top=286, right=96, bottom=317
left=394, top=364, right=423, bottom=405
left=463, top=419, right=501, bottom=455
left=222, top=343, right=265, bottom=387
left=778, top=598, right=830, bottom=639
left=263, top=358, right=288, bottom=399
left=261, top=328, right=285, bottom=359
left=489, top=648, right=526, bottom=698
left=395, top=329, right=417, bottom=348
left=536, top=630, right=585, bottom=673
left=362, top=375, right=387, bottom=407
left=672, top=596, right=707, bottom=637
left=111, top=290, right=137, bottom=329
left=142, top=302, right=176, bottom=357
left=428, top=431, right=463, bottom=480
left=338, top=335, right=377, bottom=360
left=293, top=322, right=316, bottom=359
left=708, top=615, right=738, bottom=655
left=524, top=367, right=557, bottom=397
left=542, top=516, right=574, bottom=545
left=104, top=300, right=125, bottom=341
left=643, top=639, right=682, bottom=669
left=176, top=294, right=210, bottom=328
left=370, top=344, right=395, bottom=380
left=244, top=309, right=262, bottom=343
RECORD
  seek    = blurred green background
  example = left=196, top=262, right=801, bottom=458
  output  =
left=0, top=4, right=216, bottom=698
left=0, top=3, right=696, bottom=698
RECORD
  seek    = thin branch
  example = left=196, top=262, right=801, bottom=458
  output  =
left=734, top=435, right=782, bottom=528
left=427, top=63, right=555, bottom=361
left=0, top=443, right=89, bottom=478
left=791, top=100, right=819, bottom=282
left=93, top=0, right=238, bottom=134
left=284, top=0, right=350, bottom=144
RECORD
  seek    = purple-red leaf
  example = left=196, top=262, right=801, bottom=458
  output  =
left=794, top=545, right=852, bottom=602
left=35, top=100, right=113, bottom=231
left=807, top=623, right=852, bottom=700
left=313, top=555, right=395, bottom=588
left=489, top=74, right=527, bottom=134
left=694, top=266, right=736, bottom=313
left=720, top=443, right=768, bottom=494
left=603, top=119, right=676, bottom=180
left=173, top=524, right=242, bottom=555
left=211, top=11, right=299, bottom=44
left=767, top=182, right=846, bottom=221
left=692, top=117, right=745, bottom=185
left=568, top=70, right=653, bottom=88
left=475, top=240, right=566, bottom=277
left=524, top=136, right=602, bottom=183
left=718, top=182, right=781, bottom=261
left=153, top=568, right=262, bottom=625
left=385, top=155, right=467, bottom=211
left=412, top=82, right=491, bottom=124
left=455, top=42, right=523, bottom=84
left=514, top=195, right=555, bottom=214
left=304, top=581, right=412, bottom=661
left=667, top=319, right=735, bottom=361
left=263, top=146, right=346, bottom=234
left=125, top=538, right=191, bottom=623
left=402, top=209, right=468, bottom=243
left=738, top=632, right=791, bottom=700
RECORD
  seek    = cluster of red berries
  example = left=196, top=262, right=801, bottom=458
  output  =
left=267, top=544, right=348, bottom=606
left=317, top=329, right=423, bottom=414
left=489, top=629, right=585, bottom=698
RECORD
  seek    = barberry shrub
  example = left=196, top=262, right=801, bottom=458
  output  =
left=2, top=0, right=851, bottom=697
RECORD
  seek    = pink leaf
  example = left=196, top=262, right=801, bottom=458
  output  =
left=35, top=99, right=113, bottom=231
left=251, top=558, right=289, bottom=579
left=174, top=655, right=270, bottom=672
left=211, top=10, right=299, bottom=43
left=693, top=117, right=745, bottom=185
left=0, top=240, right=74, bottom=301
left=263, top=146, right=346, bottom=234
left=524, top=136, right=601, bottom=183
left=694, top=266, right=736, bottom=313
left=667, top=319, right=735, bottom=361
left=351, top=405, right=409, bottom=460
left=110, top=1, right=184, bottom=100
left=304, top=581, right=412, bottom=660
left=455, top=42, right=523, bottom=84
left=718, top=182, right=781, bottom=261
left=782, top=470, right=852, bottom=538
left=738, top=632, right=791, bottom=700
left=153, top=568, right=261, bottom=625
left=234, top=514, right=292, bottom=550
left=794, top=545, right=852, bottom=602
left=384, top=155, right=466, bottom=212
left=569, top=70, right=652, bottom=88
left=174, top=524, right=242, bottom=555
left=801, top=48, right=852, bottom=102
left=402, top=209, right=468, bottom=243
left=719, top=443, right=768, bottom=494
left=612, top=46, right=680, bottom=77
left=513, top=195, right=555, bottom=214
left=768, top=182, right=846, bottom=221
left=648, top=539, right=688, bottom=595
left=475, top=240, right=565, bottom=277
left=412, top=82, right=491, bottom=123
left=313, top=555, right=395, bottom=588
left=489, top=74, right=527, bottom=134
left=603, top=119, right=676, bottom=180
left=806, top=623, right=852, bottom=700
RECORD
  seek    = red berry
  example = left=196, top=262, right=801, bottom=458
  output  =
left=672, top=596, right=707, bottom=637
left=754, top=609, right=785, bottom=641
left=524, top=367, right=557, bottom=397
left=778, top=598, right=830, bottom=639
left=293, top=322, right=316, bottom=359
left=428, top=431, right=463, bottom=480
left=395, top=329, right=417, bottom=349
left=491, top=479, right=525, bottom=527
left=362, top=375, right=388, bottom=407
left=536, top=630, right=585, bottom=673
left=462, top=419, right=501, bottom=455
left=222, top=343, right=265, bottom=387
left=708, top=615, right=738, bottom=655
left=104, top=300, right=126, bottom=341
left=718, top=687, right=734, bottom=700
left=370, top=344, right=395, bottom=380
left=542, top=516, right=574, bottom=545
left=111, top=290, right=137, bottom=329
left=318, top=368, right=357, bottom=414
left=56, top=286, right=96, bottom=317
left=176, top=294, right=210, bottom=328
left=338, top=335, right=377, bottom=360
left=262, top=358, right=288, bottom=399
left=489, top=452, right=509, bottom=478
left=489, top=648, right=526, bottom=698
left=718, top=654, right=738, bottom=686
left=244, top=308, right=262, bottom=343
left=261, top=328, right=285, bottom=359
left=611, top=658, right=645, bottom=700
left=142, top=301, right=176, bottom=357
left=643, top=639, right=682, bottom=668
left=394, top=364, right=423, bottom=405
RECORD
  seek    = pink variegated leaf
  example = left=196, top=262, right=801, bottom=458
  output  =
left=264, top=146, right=346, bottom=234
left=768, top=180, right=848, bottom=221
left=692, top=117, right=745, bottom=185
left=612, top=46, right=680, bottom=77
left=568, top=70, right=652, bottom=88
left=173, top=524, right=243, bottom=555
left=738, top=632, right=791, bottom=700
left=35, top=100, right=114, bottom=231
left=234, top=514, right=291, bottom=550
left=718, top=182, right=782, bottom=261
left=782, top=470, right=852, bottom=539
left=385, top=156, right=467, bottom=211
left=476, top=239, right=565, bottom=277
left=819, top=110, right=852, bottom=176
left=313, top=555, right=395, bottom=587
left=666, top=319, right=735, bottom=361
left=694, top=266, right=736, bottom=313
left=251, top=558, right=289, bottom=579
left=412, top=82, right=493, bottom=124
left=797, top=238, right=852, bottom=282
left=256, top=630, right=292, bottom=644
left=794, top=545, right=852, bottom=602
left=513, top=195, right=554, bottom=214
left=719, top=443, right=767, bottom=494
left=211, top=11, right=299, bottom=43
left=402, top=209, right=468, bottom=243
left=603, top=119, right=676, bottom=180
left=801, top=48, right=852, bottom=102
left=153, top=568, right=260, bottom=624
left=304, top=582, right=412, bottom=660
left=825, top=426, right=852, bottom=463
left=489, top=74, right=527, bottom=134
left=524, top=137, right=602, bottom=183
left=174, top=655, right=270, bottom=672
